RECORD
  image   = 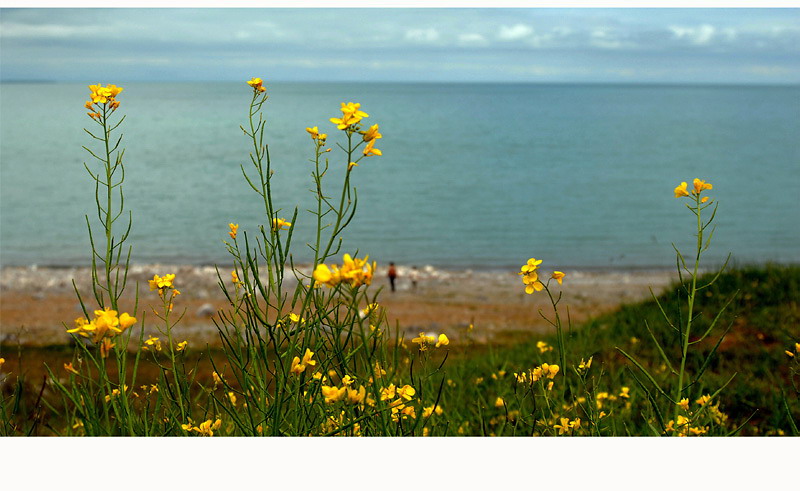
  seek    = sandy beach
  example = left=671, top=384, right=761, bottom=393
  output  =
left=0, top=263, right=680, bottom=348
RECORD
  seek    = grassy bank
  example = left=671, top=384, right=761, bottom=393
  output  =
left=2, top=264, right=797, bottom=436
left=435, top=264, right=800, bottom=435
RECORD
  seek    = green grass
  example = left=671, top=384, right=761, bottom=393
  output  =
left=435, top=264, right=800, bottom=435
left=2, top=264, right=797, bottom=436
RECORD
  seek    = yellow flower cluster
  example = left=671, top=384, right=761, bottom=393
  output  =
left=595, top=391, right=618, bottom=409
left=519, top=258, right=544, bottom=293
left=149, top=274, right=181, bottom=310
left=182, top=418, right=223, bottom=436
left=149, top=273, right=176, bottom=294
left=553, top=417, right=582, bottom=435
left=306, top=126, right=328, bottom=143
left=229, top=223, right=239, bottom=240
left=380, top=384, right=417, bottom=422
left=85, top=83, right=123, bottom=118
left=519, top=258, right=566, bottom=294
left=514, top=363, right=560, bottom=385
left=536, top=341, right=553, bottom=353
left=312, top=254, right=376, bottom=288
left=422, top=404, right=444, bottom=418
left=411, top=332, right=449, bottom=350
left=330, top=102, right=369, bottom=130
left=320, top=380, right=370, bottom=406
left=360, top=123, right=382, bottom=157
left=664, top=415, right=707, bottom=436
left=290, top=349, right=317, bottom=375
left=247, top=77, right=266, bottom=93
left=143, top=336, right=162, bottom=351
left=674, top=178, right=713, bottom=202
left=66, top=307, right=137, bottom=347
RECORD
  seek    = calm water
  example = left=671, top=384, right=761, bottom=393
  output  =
left=1, top=82, right=798, bottom=270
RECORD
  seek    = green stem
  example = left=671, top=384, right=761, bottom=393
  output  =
left=675, top=194, right=702, bottom=418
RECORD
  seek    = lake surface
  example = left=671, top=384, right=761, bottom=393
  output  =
left=1, top=82, right=798, bottom=270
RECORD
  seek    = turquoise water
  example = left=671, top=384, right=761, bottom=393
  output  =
left=1, top=82, right=798, bottom=269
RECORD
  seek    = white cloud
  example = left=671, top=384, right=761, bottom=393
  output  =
left=457, top=33, right=487, bottom=45
left=498, top=24, right=533, bottom=41
left=0, top=22, right=113, bottom=39
left=669, top=24, right=717, bottom=45
left=404, top=28, right=440, bottom=44
left=590, top=28, right=622, bottom=49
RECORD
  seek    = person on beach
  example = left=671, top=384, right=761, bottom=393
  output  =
left=410, top=265, right=419, bottom=291
left=388, top=262, right=397, bottom=292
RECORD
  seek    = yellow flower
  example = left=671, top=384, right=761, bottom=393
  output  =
left=144, top=336, right=162, bottom=351
left=619, top=387, right=630, bottom=399
left=313, top=263, right=335, bottom=285
left=194, top=419, right=222, bottom=436
left=380, top=384, right=397, bottom=401
left=363, top=140, right=382, bottom=157
left=290, top=356, right=305, bottom=375
left=176, top=340, right=188, bottom=352
left=247, top=77, right=266, bottom=92
left=272, top=218, right=292, bottom=230
left=303, top=126, right=327, bottom=142
left=301, top=348, right=316, bottom=370
left=435, top=333, right=449, bottom=348
left=149, top=273, right=176, bottom=291
left=537, top=341, right=553, bottom=353
left=88, top=83, right=123, bottom=104
left=361, top=124, right=382, bottom=142
left=330, top=102, right=369, bottom=130
left=313, top=254, right=376, bottom=288
left=63, top=362, right=79, bottom=375
left=692, top=178, right=713, bottom=195
left=346, top=385, right=366, bottom=404
left=412, top=332, right=436, bottom=350
left=231, top=270, right=240, bottom=284
left=689, top=426, right=708, bottom=436
left=553, top=417, right=572, bottom=435
left=306, top=126, right=321, bottom=139
left=578, top=357, right=593, bottom=371
left=696, top=394, right=712, bottom=406
left=678, top=398, right=690, bottom=411
left=519, top=258, right=545, bottom=294
left=321, top=385, right=347, bottom=403
left=228, top=391, right=237, bottom=406
left=551, top=271, right=565, bottom=285
left=119, top=312, right=136, bottom=330
left=674, top=181, right=690, bottom=198
left=494, top=397, right=505, bottom=408
left=228, top=223, right=239, bottom=240
left=422, top=405, right=444, bottom=418
left=348, top=161, right=358, bottom=171
left=397, top=384, right=416, bottom=401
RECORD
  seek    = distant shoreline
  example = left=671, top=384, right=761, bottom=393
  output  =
left=0, top=259, right=792, bottom=274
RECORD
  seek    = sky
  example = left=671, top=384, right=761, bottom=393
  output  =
left=1, top=7, right=799, bottom=84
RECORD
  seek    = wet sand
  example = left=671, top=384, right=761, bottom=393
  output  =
left=0, top=264, right=679, bottom=347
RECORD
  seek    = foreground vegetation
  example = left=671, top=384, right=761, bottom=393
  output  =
left=0, top=80, right=797, bottom=436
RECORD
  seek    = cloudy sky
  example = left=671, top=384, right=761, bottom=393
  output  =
left=1, top=7, right=799, bottom=83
